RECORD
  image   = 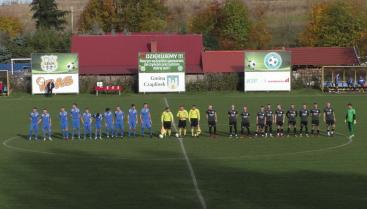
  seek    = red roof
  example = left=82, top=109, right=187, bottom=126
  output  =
left=203, top=48, right=359, bottom=73
left=71, top=34, right=203, bottom=75
left=287, top=47, right=359, bottom=66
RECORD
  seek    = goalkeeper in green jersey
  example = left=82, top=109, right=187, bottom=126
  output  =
left=345, top=103, right=356, bottom=139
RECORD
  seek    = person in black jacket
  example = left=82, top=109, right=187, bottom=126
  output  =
left=46, top=80, right=55, bottom=97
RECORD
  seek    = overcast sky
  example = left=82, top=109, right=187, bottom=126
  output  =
left=0, top=0, right=31, bottom=5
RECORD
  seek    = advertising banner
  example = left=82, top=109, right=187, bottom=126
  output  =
left=138, top=52, right=185, bottom=92
left=31, top=53, right=79, bottom=94
left=244, top=51, right=291, bottom=91
left=32, top=74, right=79, bottom=94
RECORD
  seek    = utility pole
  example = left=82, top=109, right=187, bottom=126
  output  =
left=71, top=6, right=74, bottom=34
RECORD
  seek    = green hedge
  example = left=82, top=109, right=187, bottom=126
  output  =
left=187, top=73, right=241, bottom=92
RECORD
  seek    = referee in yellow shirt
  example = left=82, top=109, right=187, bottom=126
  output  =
left=189, top=105, right=201, bottom=137
left=177, top=105, right=189, bottom=137
left=161, top=107, right=174, bottom=137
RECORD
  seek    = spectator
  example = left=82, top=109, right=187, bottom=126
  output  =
left=347, top=77, right=354, bottom=88
left=358, top=76, right=366, bottom=87
left=46, top=80, right=55, bottom=97
left=0, top=81, right=3, bottom=95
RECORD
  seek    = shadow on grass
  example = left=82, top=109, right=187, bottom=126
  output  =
left=1, top=148, right=366, bottom=209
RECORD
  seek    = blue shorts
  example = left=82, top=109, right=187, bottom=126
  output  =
left=129, top=121, right=137, bottom=128
left=30, top=124, right=38, bottom=131
left=106, top=123, right=114, bottom=129
left=61, top=123, right=68, bottom=130
left=115, top=123, right=124, bottom=129
left=43, top=126, right=51, bottom=131
left=72, top=120, right=80, bottom=129
left=95, top=124, right=102, bottom=129
left=142, top=121, right=152, bottom=129
left=84, top=125, right=91, bottom=130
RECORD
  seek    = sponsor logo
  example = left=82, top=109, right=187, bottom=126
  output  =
left=35, top=76, right=74, bottom=92
left=268, top=78, right=290, bottom=83
left=264, top=52, right=282, bottom=70
left=41, top=55, right=58, bottom=73
left=167, top=75, right=179, bottom=90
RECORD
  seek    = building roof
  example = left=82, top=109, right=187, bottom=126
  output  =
left=287, top=47, right=360, bottom=66
left=71, top=33, right=203, bottom=75
left=202, top=48, right=360, bottom=73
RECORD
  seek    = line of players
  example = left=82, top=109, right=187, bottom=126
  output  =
left=28, top=103, right=152, bottom=141
left=28, top=102, right=336, bottom=141
left=223, top=102, right=336, bottom=138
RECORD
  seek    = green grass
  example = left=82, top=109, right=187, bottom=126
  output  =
left=0, top=90, right=366, bottom=209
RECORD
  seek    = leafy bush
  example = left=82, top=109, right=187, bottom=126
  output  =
left=187, top=73, right=241, bottom=92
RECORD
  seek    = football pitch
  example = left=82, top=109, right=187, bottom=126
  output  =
left=0, top=89, right=366, bottom=209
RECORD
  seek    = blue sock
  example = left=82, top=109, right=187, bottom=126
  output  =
left=141, top=127, right=145, bottom=136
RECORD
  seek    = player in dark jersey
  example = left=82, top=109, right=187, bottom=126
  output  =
left=228, top=105, right=238, bottom=137
left=310, top=103, right=321, bottom=136
left=206, top=105, right=218, bottom=137
left=299, top=104, right=309, bottom=137
left=324, top=102, right=336, bottom=136
left=240, top=106, right=250, bottom=136
left=286, top=104, right=298, bottom=136
left=256, top=106, right=266, bottom=137
left=265, top=104, right=274, bottom=137
left=275, top=104, right=285, bottom=137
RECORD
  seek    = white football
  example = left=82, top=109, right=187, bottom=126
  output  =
left=66, top=62, right=75, bottom=71
left=248, top=60, right=256, bottom=69
left=175, top=133, right=180, bottom=138
left=159, top=134, right=164, bottom=139
left=268, top=56, right=279, bottom=67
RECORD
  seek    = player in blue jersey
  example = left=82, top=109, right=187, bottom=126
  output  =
left=128, top=104, right=138, bottom=137
left=140, top=103, right=152, bottom=137
left=59, top=107, right=69, bottom=140
left=41, top=108, right=52, bottom=141
left=28, top=107, right=40, bottom=140
left=82, top=108, right=93, bottom=140
left=114, top=106, right=125, bottom=138
left=104, top=108, right=114, bottom=138
left=70, top=103, right=81, bottom=140
left=94, top=113, right=103, bottom=140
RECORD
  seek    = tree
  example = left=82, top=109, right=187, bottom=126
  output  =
left=115, top=0, right=168, bottom=32
left=248, top=3, right=272, bottom=49
left=300, top=1, right=365, bottom=47
left=189, top=1, right=221, bottom=49
left=78, top=0, right=116, bottom=33
left=30, top=0, right=68, bottom=30
left=190, top=0, right=252, bottom=50
left=216, top=0, right=252, bottom=50
left=0, top=16, right=23, bottom=38
left=0, top=46, right=12, bottom=63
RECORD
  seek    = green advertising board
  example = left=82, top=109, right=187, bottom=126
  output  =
left=138, top=52, right=185, bottom=73
left=32, top=53, right=79, bottom=74
left=245, top=51, right=291, bottom=72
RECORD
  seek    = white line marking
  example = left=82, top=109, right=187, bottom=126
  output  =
left=164, top=97, right=208, bottom=209
left=2, top=133, right=353, bottom=161
left=2, top=137, right=184, bottom=161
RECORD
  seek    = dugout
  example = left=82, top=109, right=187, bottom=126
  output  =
left=321, top=66, right=367, bottom=93
left=0, top=70, right=10, bottom=96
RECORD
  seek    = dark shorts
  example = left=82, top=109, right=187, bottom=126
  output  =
left=191, top=119, right=199, bottom=127
left=178, top=120, right=187, bottom=128
left=229, top=121, right=237, bottom=126
left=312, top=120, right=320, bottom=126
left=241, top=122, right=250, bottom=128
left=326, top=120, right=335, bottom=126
left=266, top=121, right=273, bottom=126
left=288, top=121, right=296, bottom=126
left=208, top=121, right=216, bottom=127
left=257, top=123, right=265, bottom=128
left=300, top=121, right=308, bottom=126
left=276, top=121, right=284, bottom=126
left=163, top=121, right=172, bottom=129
